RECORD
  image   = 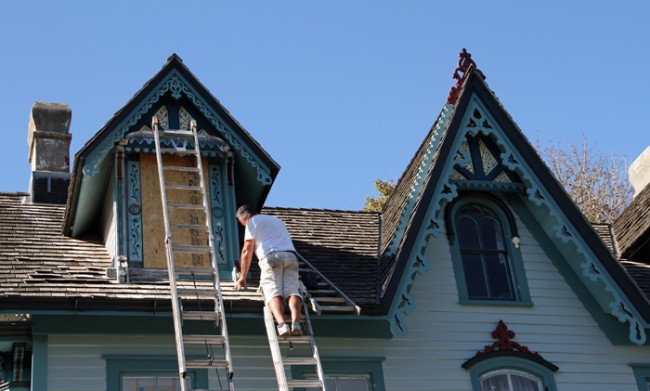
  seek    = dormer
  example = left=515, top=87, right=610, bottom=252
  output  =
left=62, top=54, right=279, bottom=278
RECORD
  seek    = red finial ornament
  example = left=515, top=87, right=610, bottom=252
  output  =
left=445, top=48, right=485, bottom=105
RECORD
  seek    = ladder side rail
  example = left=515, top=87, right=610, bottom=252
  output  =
left=263, top=305, right=290, bottom=391
left=301, top=300, right=327, bottom=391
left=152, top=120, right=189, bottom=388
left=295, top=252, right=361, bottom=315
left=190, top=122, right=235, bottom=385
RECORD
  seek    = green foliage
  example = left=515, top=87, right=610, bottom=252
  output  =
left=364, top=179, right=395, bottom=212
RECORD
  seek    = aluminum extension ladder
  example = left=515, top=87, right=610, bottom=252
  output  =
left=262, top=286, right=327, bottom=390
left=152, top=117, right=235, bottom=391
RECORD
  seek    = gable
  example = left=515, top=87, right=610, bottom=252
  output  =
left=381, top=62, right=650, bottom=344
left=64, top=54, right=279, bottom=237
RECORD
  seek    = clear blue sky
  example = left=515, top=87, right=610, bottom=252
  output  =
left=1, top=1, right=648, bottom=210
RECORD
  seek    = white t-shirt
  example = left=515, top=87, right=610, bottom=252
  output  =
left=244, top=214, right=296, bottom=261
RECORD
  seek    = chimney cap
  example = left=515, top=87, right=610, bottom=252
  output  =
left=629, top=146, right=650, bottom=197
left=27, top=102, right=71, bottom=146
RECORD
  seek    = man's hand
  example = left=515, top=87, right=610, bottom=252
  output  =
left=234, top=276, right=247, bottom=291
left=236, top=239, right=254, bottom=291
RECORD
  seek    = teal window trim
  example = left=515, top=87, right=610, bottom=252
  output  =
left=105, top=355, right=208, bottom=391
left=291, top=357, right=385, bottom=391
left=466, top=356, right=557, bottom=391
left=208, top=162, right=235, bottom=276
left=447, top=195, right=532, bottom=304
left=630, top=363, right=650, bottom=391
left=31, top=334, right=48, bottom=390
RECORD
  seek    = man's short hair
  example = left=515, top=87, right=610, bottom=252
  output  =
left=236, top=205, right=255, bottom=221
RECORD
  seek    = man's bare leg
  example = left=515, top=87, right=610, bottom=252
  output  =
left=269, top=296, right=286, bottom=325
left=288, top=295, right=302, bottom=324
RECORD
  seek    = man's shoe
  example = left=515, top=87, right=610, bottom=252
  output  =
left=277, top=323, right=291, bottom=337
left=291, top=322, right=303, bottom=336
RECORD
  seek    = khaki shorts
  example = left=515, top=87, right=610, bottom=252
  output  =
left=259, top=251, right=301, bottom=304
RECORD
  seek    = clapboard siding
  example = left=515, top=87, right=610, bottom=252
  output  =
left=45, top=334, right=282, bottom=391
left=356, top=212, right=646, bottom=390
left=304, top=212, right=650, bottom=390
left=40, top=211, right=650, bottom=390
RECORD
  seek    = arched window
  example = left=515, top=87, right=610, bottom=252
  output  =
left=480, top=369, right=542, bottom=391
left=456, top=203, right=514, bottom=300
left=463, top=321, right=558, bottom=391
left=447, top=196, right=531, bottom=304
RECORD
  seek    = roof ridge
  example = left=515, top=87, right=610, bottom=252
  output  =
left=262, top=206, right=378, bottom=214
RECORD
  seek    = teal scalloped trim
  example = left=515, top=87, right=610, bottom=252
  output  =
left=385, top=104, right=453, bottom=257
left=83, top=71, right=272, bottom=185
left=389, top=96, right=647, bottom=345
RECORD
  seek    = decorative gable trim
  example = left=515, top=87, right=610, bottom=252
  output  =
left=83, top=71, right=272, bottom=185
left=384, top=104, right=453, bottom=257
left=388, top=87, right=648, bottom=345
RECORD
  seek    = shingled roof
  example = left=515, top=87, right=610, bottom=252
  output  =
left=263, top=207, right=380, bottom=305
left=613, top=183, right=650, bottom=262
left=0, top=193, right=379, bottom=315
left=0, top=193, right=263, bottom=313
left=592, top=222, right=650, bottom=301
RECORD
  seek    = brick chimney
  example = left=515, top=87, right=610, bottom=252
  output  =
left=27, top=102, right=72, bottom=204
left=629, top=146, right=650, bottom=197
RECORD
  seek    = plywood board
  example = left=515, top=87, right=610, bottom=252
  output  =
left=140, top=153, right=211, bottom=269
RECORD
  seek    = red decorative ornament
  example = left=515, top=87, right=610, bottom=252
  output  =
left=474, top=320, right=539, bottom=358
left=445, top=48, right=486, bottom=105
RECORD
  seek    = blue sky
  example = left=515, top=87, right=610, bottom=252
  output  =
left=1, top=1, right=648, bottom=210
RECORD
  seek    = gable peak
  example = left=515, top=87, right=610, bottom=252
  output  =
left=166, top=53, right=184, bottom=64
left=446, top=48, right=486, bottom=105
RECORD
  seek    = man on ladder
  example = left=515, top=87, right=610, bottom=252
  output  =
left=234, top=205, right=303, bottom=337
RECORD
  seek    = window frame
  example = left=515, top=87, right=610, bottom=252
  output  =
left=447, top=195, right=532, bottom=305
left=291, top=357, right=385, bottom=391
left=105, top=355, right=209, bottom=391
left=630, top=363, right=650, bottom=391
left=467, top=356, right=557, bottom=391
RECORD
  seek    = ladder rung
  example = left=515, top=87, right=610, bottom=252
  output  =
left=164, top=166, right=200, bottom=173
left=183, top=311, right=220, bottom=321
left=184, top=334, right=226, bottom=345
left=166, top=184, right=202, bottom=191
left=174, top=266, right=215, bottom=275
left=159, top=148, right=197, bottom=155
left=177, top=288, right=216, bottom=298
left=186, top=359, right=230, bottom=369
left=168, top=203, right=204, bottom=210
left=287, top=379, right=323, bottom=388
left=277, top=336, right=312, bottom=344
left=283, top=357, right=317, bottom=366
left=172, top=244, right=212, bottom=253
left=160, top=129, right=195, bottom=137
